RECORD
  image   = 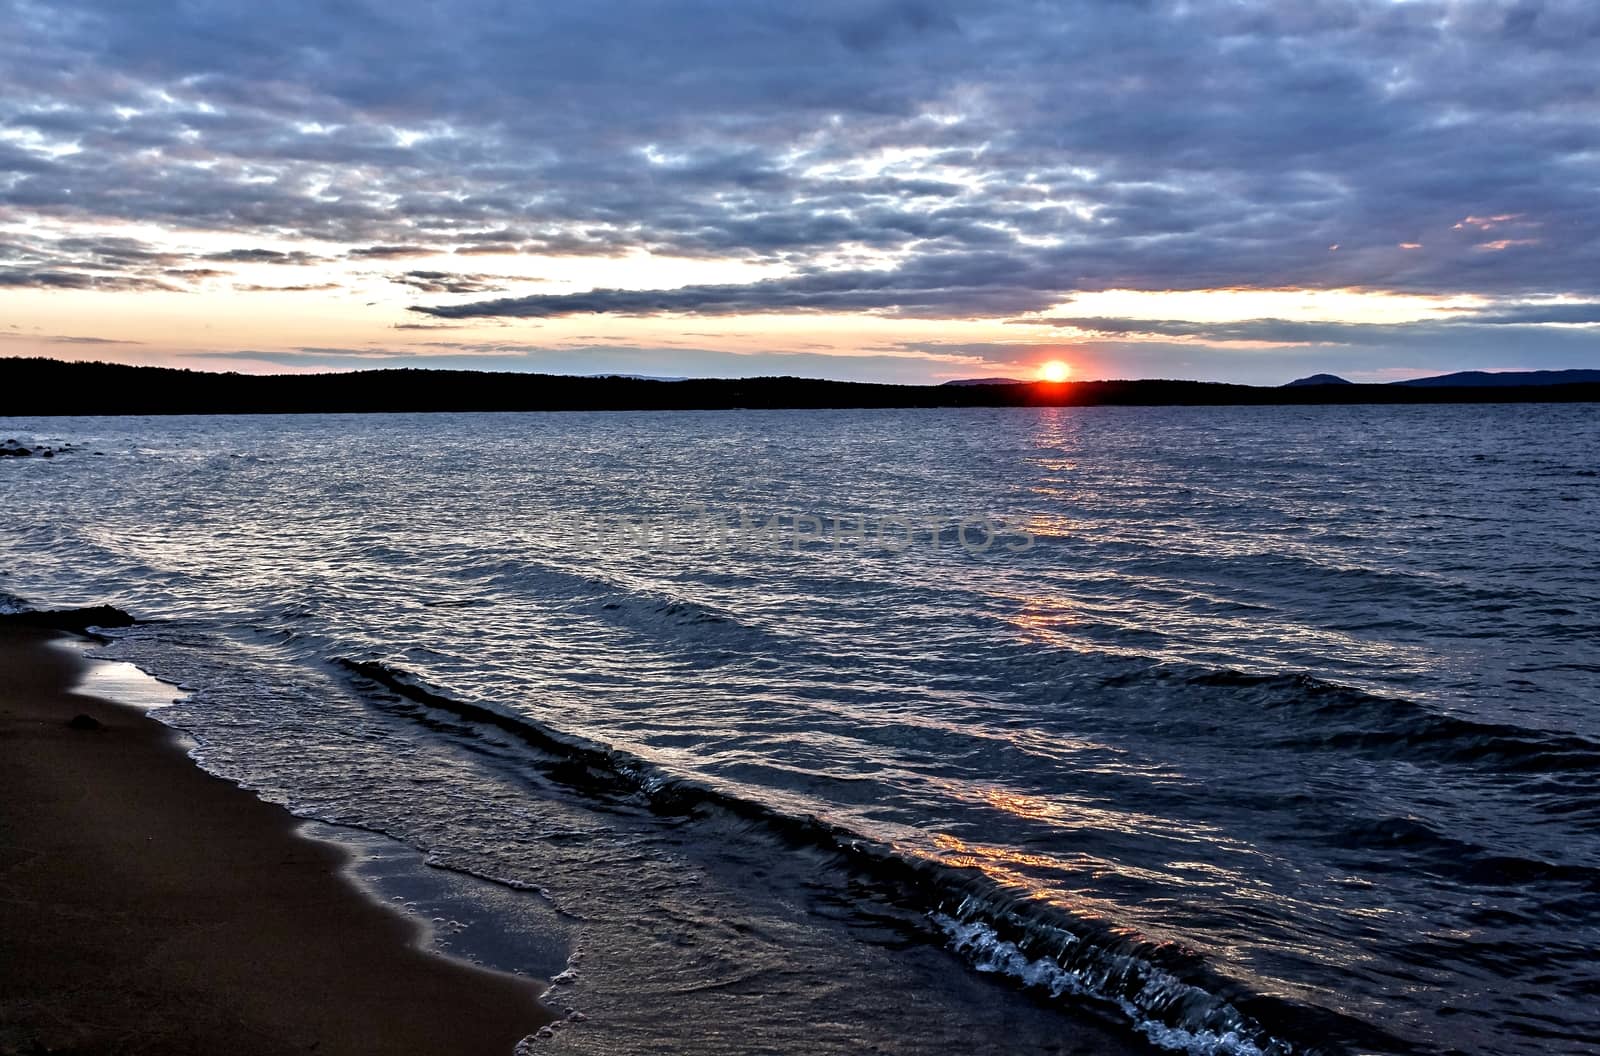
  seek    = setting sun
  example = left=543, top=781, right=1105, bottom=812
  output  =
left=1037, top=360, right=1072, bottom=383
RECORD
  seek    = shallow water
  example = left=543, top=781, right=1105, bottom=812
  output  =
left=2, top=405, right=1596, bottom=1055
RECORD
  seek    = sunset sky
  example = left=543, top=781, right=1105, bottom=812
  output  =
left=3, top=0, right=1598, bottom=384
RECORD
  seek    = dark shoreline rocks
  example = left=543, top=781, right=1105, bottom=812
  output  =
left=2, top=439, right=74, bottom=458
left=0, top=607, right=138, bottom=634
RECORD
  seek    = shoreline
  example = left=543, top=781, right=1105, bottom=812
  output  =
left=0, top=626, right=552, bottom=1056
left=4, top=357, right=1600, bottom=416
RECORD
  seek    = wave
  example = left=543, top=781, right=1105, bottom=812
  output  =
left=582, top=589, right=766, bottom=652
left=1127, top=548, right=1584, bottom=612
left=459, top=555, right=785, bottom=657
left=1129, top=551, right=1456, bottom=600
left=933, top=914, right=1276, bottom=1056
left=332, top=657, right=1399, bottom=1056
left=1171, top=666, right=1600, bottom=776
left=1331, top=815, right=1600, bottom=895
left=1002, top=637, right=1600, bottom=784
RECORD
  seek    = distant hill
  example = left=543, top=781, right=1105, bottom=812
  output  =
left=942, top=377, right=1026, bottom=386
left=1, top=358, right=1597, bottom=415
left=1283, top=374, right=1353, bottom=387
left=1392, top=369, right=1600, bottom=387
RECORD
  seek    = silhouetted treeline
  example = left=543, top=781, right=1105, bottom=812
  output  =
left=3, top=358, right=1598, bottom=416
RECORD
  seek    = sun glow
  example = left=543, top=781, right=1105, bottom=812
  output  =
left=1038, top=359, right=1072, bottom=383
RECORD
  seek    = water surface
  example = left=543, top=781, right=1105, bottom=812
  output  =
left=3, top=405, right=1596, bottom=1056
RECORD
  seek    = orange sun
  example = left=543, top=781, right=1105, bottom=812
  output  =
left=1037, top=360, right=1072, bottom=383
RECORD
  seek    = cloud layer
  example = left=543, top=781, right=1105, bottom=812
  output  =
left=3, top=0, right=1598, bottom=377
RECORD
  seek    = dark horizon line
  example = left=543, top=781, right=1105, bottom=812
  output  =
left=4, top=357, right=1599, bottom=417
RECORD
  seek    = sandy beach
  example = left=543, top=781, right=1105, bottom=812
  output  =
left=0, top=626, right=550, bottom=1056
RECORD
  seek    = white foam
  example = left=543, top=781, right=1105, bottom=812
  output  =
left=930, top=913, right=1281, bottom=1056
left=71, top=654, right=186, bottom=712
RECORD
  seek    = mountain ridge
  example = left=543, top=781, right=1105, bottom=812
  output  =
left=1283, top=373, right=1354, bottom=387
left=1392, top=369, right=1600, bottom=387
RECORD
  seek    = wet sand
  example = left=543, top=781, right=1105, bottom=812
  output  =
left=0, top=626, right=551, bottom=1055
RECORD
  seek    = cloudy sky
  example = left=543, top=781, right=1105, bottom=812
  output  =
left=3, top=0, right=1598, bottom=384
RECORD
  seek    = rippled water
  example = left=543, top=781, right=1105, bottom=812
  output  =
left=2, top=406, right=1597, bottom=1056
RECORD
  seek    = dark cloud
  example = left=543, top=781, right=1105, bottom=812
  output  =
left=0, top=233, right=212, bottom=290
left=0, top=332, right=143, bottom=345
left=163, top=268, right=231, bottom=281
left=5, top=0, right=1600, bottom=332
left=388, top=270, right=528, bottom=294
left=232, top=282, right=342, bottom=292
left=1030, top=317, right=1371, bottom=343
left=1031, top=308, right=1600, bottom=347
left=202, top=249, right=326, bottom=265
left=454, top=244, right=527, bottom=256
left=0, top=234, right=344, bottom=292
left=1460, top=302, right=1600, bottom=325
left=0, top=268, right=181, bottom=292
left=348, top=245, right=437, bottom=259
left=413, top=252, right=1063, bottom=319
left=50, top=237, right=188, bottom=268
